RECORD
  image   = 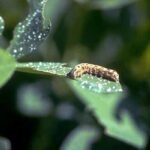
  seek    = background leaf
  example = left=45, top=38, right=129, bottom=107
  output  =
left=0, top=49, right=16, bottom=88
left=17, top=82, right=53, bottom=117
left=60, top=125, right=99, bottom=150
left=0, top=137, right=11, bottom=150
left=68, top=81, right=147, bottom=149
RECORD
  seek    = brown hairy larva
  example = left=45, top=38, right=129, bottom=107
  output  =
left=67, top=63, right=119, bottom=82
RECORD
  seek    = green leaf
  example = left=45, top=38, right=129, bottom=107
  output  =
left=7, top=0, right=51, bottom=59
left=16, top=62, right=72, bottom=77
left=60, top=126, right=99, bottom=150
left=68, top=74, right=123, bottom=93
left=17, top=62, right=122, bottom=93
left=68, top=81, right=147, bottom=149
left=0, top=49, right=16, bottom=88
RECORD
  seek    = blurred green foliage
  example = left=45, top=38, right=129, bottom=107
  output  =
left=0, top=49, right=16, bottom=87
left=0, top=0, right=150, bottom=150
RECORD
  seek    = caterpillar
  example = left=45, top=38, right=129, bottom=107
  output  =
left=67, top=63, right=119, bottom=82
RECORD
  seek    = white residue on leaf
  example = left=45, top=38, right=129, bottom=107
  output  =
left=76, top=74, right=123, bottom=93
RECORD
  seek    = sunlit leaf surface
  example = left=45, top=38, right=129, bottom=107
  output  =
left=0, top=49, right=16, bottom=88
left=7, top=0, right=51, bottom=59
left=0, top=16, right=4, bottom=36
left=68, top=82, right=147, bottom=148
left=17, top=62, right=72, bottom=76
left=60, top=126, right=99, bottom=150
